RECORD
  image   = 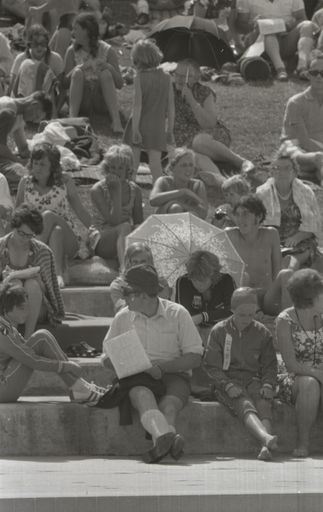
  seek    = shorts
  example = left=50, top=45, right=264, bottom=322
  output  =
left=215, top=378, right=273, bottom=421
left=161, top=372, right=191, bottom=406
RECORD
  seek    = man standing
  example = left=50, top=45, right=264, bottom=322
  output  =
left=282, top=55, right=323, bottom=181
left=103, top=264, right=203, bottom=463
left=236, top=0, right=314, bottom=80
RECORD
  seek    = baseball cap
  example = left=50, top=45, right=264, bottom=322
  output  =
left=121, top=264, right=162, bottom=296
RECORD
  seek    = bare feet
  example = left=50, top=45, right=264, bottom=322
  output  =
left=257, top=446, right=272, bottom=461
left=292, top=446, right=309, bottom=458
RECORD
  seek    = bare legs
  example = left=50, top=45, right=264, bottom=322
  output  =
left=95, top=222, right=132, bottom=268
left=133, top=148, right=163, bottom=183
left=39, top=210, right=79, bottom=287
left=293, top=376, right=321, bottom=457
left=262, top=268, right=294, bottom=316
left=69, top=67, right=122, bottom=133
left=24, top=277, right=43, bottom=339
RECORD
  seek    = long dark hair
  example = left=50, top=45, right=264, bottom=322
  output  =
left=73, top=12, right=99, bottom=58
left=25, top=24, right=51, bottom=64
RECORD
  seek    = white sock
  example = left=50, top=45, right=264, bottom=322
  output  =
left=141, top=409, right=171, bottom=444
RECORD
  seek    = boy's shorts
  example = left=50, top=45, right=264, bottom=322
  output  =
left=216, top=378, right=273, bottom=421
left=161, top=372, right=191, bottom=406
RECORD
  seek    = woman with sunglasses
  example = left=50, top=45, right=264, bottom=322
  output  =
left=282, top=54, right=323, bottom=183
left=9, top=24, right=63, bottom=98
left=277, top=268, right=323, bottom=457
left=0, top=204, right=64, bottom=339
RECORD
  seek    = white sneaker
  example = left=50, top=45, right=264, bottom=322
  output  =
left=70, top=381, right=107, bottom=407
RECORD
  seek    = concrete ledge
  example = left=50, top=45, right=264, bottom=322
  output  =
left=62, top=287, right=114, bottom=317
left=1, top=397, right=322, bottom=457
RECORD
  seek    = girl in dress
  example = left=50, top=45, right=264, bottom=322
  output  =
left=123, top=38, right=175, bottom=182
left=15, top=142, right=92, bottom=288
left=90, top=144, right=143, bottom=268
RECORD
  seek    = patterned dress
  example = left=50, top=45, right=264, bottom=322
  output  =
left=173, top=82, right=231, bottom=148
left=23, top=176, right=81, bottom=250
left=277, top=309, right=323, bottom=405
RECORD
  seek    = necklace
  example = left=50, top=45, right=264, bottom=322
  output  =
left=276, top=188, right=292, bottom=201
left=295, top=308, right=321, bottom=365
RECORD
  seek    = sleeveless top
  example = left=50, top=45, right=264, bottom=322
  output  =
left=73, top=40, right=112, bottom=81
left=278, top=309, right=323, bottom=368
left=23, top=176, right=79, bottom=239
left=92, top=179, right=137, bottom=230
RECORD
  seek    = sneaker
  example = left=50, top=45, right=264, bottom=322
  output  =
left=70, top=381, right=107, bottom=407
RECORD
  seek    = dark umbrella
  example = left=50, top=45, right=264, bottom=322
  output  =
left=148, top=15, right=235, bottom=70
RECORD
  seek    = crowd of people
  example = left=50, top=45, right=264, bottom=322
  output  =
left=1, top=0, right=323, bottom=464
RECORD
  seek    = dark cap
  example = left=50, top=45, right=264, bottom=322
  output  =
left=122, top=264, right=162, bottom=296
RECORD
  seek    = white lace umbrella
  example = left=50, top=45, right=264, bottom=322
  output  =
left=127, top=213, right=245, bottom=287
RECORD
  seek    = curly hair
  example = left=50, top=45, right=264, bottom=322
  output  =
left=166, top=147, right=196, bottom=176
left=222, top=175, right=251, bottom=196
left=233, top=194, right=267, bottom=224
left=131, top=39, right=163, bottom=70
left=11, top=204, right=44, bottom=235
left=25, top=24, right=50, bottom=63
left=186, top=250, right=222, bottom=283
left=29, top=142, right=63, bottom=187
left=0, top=282, right=27, bottom=316
left=287, top=269, right=323, bottom=309
left=100, top=144, right=134, bottom=181
left=272, top=141, right=299, bottom=175
left=73, top=12, right=99, bottom=58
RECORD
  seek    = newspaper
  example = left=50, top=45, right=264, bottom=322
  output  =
left=257, top=18, right=286, bottom=35
left=102, top=329, right=152, bottom=379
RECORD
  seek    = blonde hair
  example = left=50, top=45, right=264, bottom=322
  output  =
left=186, top=250, right=222, bottom=282
left=100, top=144, right=134, bottom=180
left=123, top=242, right=154, bottom=271
left=273, top=140, right=299, bottom=174
left=166, top=147, right=196, bottom=175
left=131, top=39, right=163, bottom=70
left=222, top=175, right=250, bottom=195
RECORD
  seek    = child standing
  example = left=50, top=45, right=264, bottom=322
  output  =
left=203, top=287, right=278, bottom=460
left=123, top=39, right=175, bottom=182
left=90, top=144, right=143, bottom=268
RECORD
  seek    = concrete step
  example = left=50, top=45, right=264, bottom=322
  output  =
left=1, top=456, right=322, bottom=512
left=62, top=286, right=114, bottom=317
left=1, top=396, right=323, bottom=457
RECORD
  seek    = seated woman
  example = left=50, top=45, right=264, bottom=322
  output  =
left=175, top=250, right=235, bottom=327
left=9, top=24, right=63, bottom=101
left=0, top=205, right=64, bottom=339
left=110, top=242, right=171, bottom=314
left=277, top=268, right=323, bottom=457
left=173, top=59, right=254, bottom=188
left=0, top=280, right=105, bottom=404
left=256, top=143, right=321, bottom=271
left=90, top=144, right=143, bottom=269
left=15, top=142, right=92, bottom=288
left=63, top=12, right=123, bottom=133
left=149, top=148, right=208, bottom=220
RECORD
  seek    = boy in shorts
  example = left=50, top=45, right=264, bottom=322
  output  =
left=203, top=287, right=278, bottom=460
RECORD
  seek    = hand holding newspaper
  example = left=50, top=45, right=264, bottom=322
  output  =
left=257, top=18, right=286, bottom=35
left=101, top=329, right=152, bottom=379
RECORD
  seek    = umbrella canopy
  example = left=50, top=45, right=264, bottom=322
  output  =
left=126, top=213, right=245, bottom=287
left=148, top=15, right=235, bottom=70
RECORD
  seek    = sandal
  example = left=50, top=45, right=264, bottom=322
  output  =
left=276, top=69, right=288, bottom=82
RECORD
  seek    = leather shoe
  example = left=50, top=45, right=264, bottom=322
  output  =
left=142, top=432, right=175, bottom=463
left=170, top=434, right=185, bottom=461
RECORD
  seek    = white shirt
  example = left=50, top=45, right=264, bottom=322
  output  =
left=237, top=0, right=305, bottom=22
left=104, top=298, right=203, bottom=364
left=0, top=173, right=13, bottom=209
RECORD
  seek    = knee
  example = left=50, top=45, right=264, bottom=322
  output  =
left=71, top=66, right=84, bottom=84
left=277, top=268, right=294, bottom=284
left=298, top=20, right=317, bottom=37
left=192, top=133, right=209, bottom=151
left=130, top=386, right=154, bottom=405
left=168, top=203, right=185, bottom=214
left=42, top=209, right=56, bottom=223
left=24, top=278, right=42, bottom=296
left=297, top=376, right=320, bottom=395
left=100, top=67, right=113, bottom=83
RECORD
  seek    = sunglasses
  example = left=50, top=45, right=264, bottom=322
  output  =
left=17, top=229, right=35, bottom=239
left=308, top=70, right=323, bottom=78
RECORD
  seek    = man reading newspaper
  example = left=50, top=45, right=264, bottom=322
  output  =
left=103, top=264, right=203, bottom=463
